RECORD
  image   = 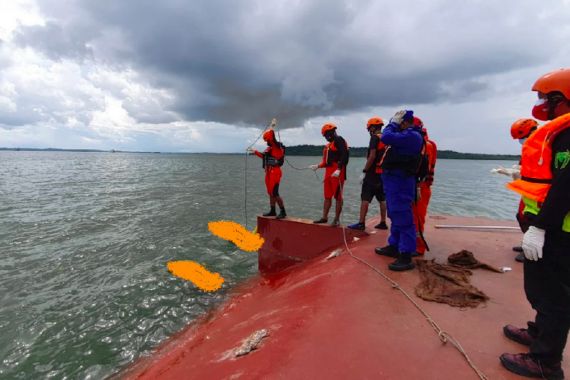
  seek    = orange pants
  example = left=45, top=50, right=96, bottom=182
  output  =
left=413, top=184, right=432, bottom=254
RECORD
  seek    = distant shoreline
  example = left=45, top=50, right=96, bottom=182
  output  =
left=0, top=146, right=520, bottom=160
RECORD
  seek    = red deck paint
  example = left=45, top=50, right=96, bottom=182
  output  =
left=120, top=215, right=570, bottom=379
left=257, top=216, right=368, bottom=273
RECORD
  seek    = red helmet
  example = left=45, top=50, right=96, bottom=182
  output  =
left=366, top=117, right=384, bottom=129
left=413, top=116, right=423, bottom=128
left=321, top=123, right=337, bottom=136
left=510, top=118, right=538, bottom=139
left=532, top=68, right=570, bottom=99
left=262, top=129, right=275, bottom=142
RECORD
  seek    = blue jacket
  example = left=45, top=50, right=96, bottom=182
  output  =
left=381, top=122, right=423, bottom=155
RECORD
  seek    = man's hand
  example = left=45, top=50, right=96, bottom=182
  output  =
left=246, top=148, right=255, bottom=155
left=332, top=169, right=341, bottom=178
left=309, top=164, right=319, bottom=171
left=522, top=226, right=545, bottom=261
left=390, top=110, right=407, bottom=125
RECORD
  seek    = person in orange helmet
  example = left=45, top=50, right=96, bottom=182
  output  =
left=347, top=117, right=388, bottom=231
left=247, top=129, right=287, bottom=219
left=501, top=69, right=570, bottom=379
left=508, top=118, right=539, bottom=262
left=411, top=117, right=437, bottom=255
left=310, top=123, right=349, bottom=226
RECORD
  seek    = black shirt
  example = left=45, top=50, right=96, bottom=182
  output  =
left=533, top=127, right=570, bottom=235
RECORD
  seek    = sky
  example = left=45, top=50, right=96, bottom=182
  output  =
left=1, top=0, right=570, bottom=154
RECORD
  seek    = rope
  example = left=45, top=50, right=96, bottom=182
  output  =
left=244, top=125, right=268, bottom=229
left=336, top=182, right=488, bottom=380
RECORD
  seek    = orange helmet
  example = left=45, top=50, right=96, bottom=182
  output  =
left=413, top=116, right=423, bottom=128
left=321, top=123, right=337, bottom=136
left=510, top=118, right=538, bottom=139
left=262, top=129, right=275, bottom=142
left=532, top=68, right=570, bottom=99
left=366, top=117, right=384, bottom=129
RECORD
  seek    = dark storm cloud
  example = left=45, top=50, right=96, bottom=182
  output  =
left=14, top=0, right=563, bottom=128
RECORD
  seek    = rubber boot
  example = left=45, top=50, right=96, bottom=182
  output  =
left=347, top=222, right=365, bottom=230
left=263, top=207, right=276, bottom=217
left=276, top=209, right=287, bottom=219
left=500, top=353, right=564, bottom=380
left=374, top=221, right=388, bottom=230
left=374, top=244, right=398, bottom=258
left=388, top=252, right=415, bottom=271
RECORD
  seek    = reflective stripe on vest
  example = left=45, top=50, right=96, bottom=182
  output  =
left=522, top=196, right=570, bottom=233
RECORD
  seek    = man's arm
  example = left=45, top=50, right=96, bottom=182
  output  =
left=363, top=135, right=378, bottom=172
left=336, top=136, right=349, bottom=170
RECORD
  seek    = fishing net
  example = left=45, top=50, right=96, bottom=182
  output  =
left=447, top=250, right=502, bottom=273
left=415, top=259, right=489, bottom=308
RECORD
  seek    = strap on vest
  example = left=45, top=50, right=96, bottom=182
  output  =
left=521, top=176, right=552, bottom=184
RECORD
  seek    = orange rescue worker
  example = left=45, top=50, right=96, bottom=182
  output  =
left=348, top=117, right=388, bottom=230
left=510, top=118, right=539, bottom=262
left=412, top=117, right=437, bottom=255
left=500, top=68, right=570, bottom=379
left=310, top=123, right=349, bottom=226
left=248, top=129, right=287, bottom=219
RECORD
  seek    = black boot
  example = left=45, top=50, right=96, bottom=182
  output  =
left=388, top=252, right=415, bottom=271
left=263, top=207, right=276, bottom=217
left=374, top=244, right=398, bottom=258
left=276, top=209, right=287, bottom=219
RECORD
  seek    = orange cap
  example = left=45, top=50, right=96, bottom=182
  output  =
left=532, top=68, right=570, bottom=99
left=321, top=123, right=337, bottom=136
left=366, top=117, right=384, bottom=129
left=262, top=129, right=275, bottom=142
left=510, top=118, right=538, bottom=139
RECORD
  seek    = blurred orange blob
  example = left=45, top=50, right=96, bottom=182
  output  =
left=208, top=221, right=264, bottom=252
left=167, top=260, right=224, bottom=292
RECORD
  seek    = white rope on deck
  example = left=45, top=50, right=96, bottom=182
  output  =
left=337, top=184, right=488, bottom=380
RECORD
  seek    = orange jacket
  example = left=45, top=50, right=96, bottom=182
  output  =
left=424, top=139, right=437, bottom=186
left=507, top=113, right=570, bottom=202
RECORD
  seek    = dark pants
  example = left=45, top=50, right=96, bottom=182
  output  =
left=524, top=231, right=570, bottom=364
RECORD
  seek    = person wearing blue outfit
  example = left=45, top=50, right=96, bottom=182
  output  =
left=374, top=110, right=423, bottom=271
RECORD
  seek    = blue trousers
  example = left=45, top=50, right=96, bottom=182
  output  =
left=382, top=171, right=417, bottom=254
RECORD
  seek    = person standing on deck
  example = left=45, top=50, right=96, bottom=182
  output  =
left=412, top=117, right=437, bottom=256
left=347, top=117, right=388, bottom=231
left=374, top=110, right=423, bottom=271
left=501, top=68, right=570, bottom=380
left=247, top=129, right=287, bottom=219
left=508, top=118, right=539, bottom=262
left=310, top=123, right=349, bottom=227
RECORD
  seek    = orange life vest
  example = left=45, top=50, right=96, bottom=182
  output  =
left=506, top=113, right=570, bottom=202
left=375, top=140, right=386, bottom=174
left=321, top=138, right=349, bottom=167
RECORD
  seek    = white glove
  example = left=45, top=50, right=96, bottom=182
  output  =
left=511, top=169, right=521, bottom=180
left=246, top=147, right=255, bottom=155
left=359, top=173, right=365, bottom=185
left=491, top=166, right=512, bottom=177
left=390, top=110, right=406, bottom=125
left=332, top=169, right=341, bottom=178
left=522, top=226, right=545, bottom=261
left=309, top=164, right=319, bottom=171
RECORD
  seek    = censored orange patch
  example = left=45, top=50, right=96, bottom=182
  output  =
left=208, top=221, right=264, bottom=252
left=167, top=260, right=224, bottom=292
